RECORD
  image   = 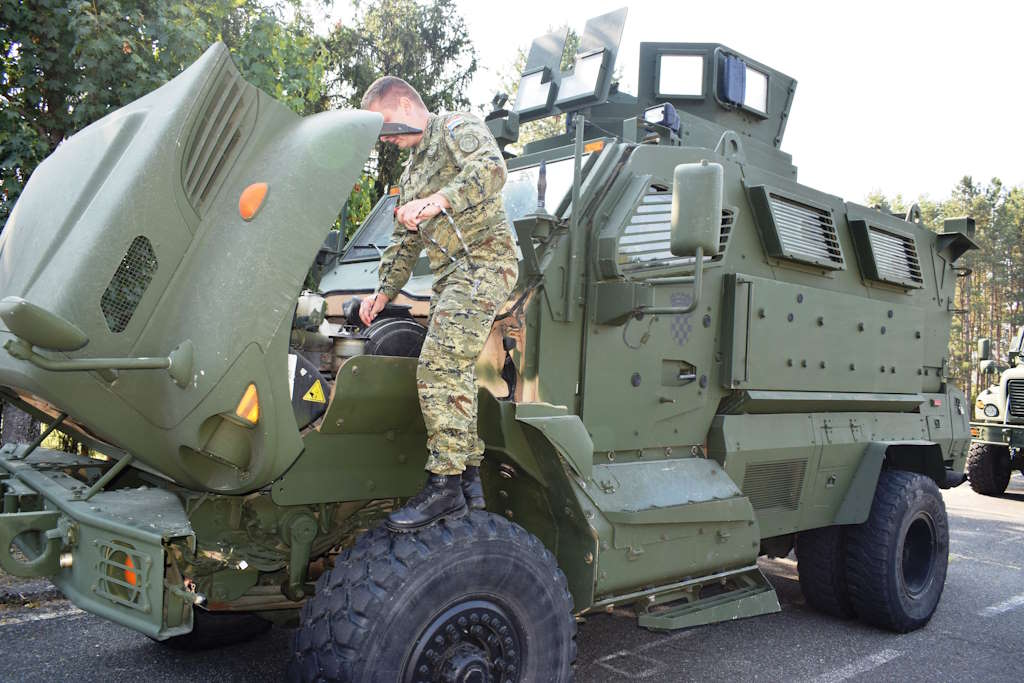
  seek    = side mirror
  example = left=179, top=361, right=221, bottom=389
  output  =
left=0, top=297, right=89, bottom=351
left=670, top=160, right=723, bottom=257
left=978, top=338, right=991, bottom=361
left=980, top=360, right=997, bottom=375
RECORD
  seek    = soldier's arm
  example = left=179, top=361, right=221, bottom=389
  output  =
left=377, top=218, right=419, bottom=300
left=436, top=115, right=507, bottom=214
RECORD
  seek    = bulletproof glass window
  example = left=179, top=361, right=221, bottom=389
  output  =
left=617, top=186, right=733, bottom=277
left=748, top=186, right=845, bottom=270
left=341, top=194, right=399, bottom=262
left=657, top=55, right=705, bottom=97
left=503, top=155, right=589, bottom=223
left=744, top=66, right=769, bottom=113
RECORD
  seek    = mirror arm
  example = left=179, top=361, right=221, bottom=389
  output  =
left=3, top=338, right=194, bottom=388
left=636, top=246, right=704, bottom=316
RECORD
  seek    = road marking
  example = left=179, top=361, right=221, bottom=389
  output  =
left=949, top=552, right=1022, bottom=571
left=596, top=650, right=664, bottom=678
left=596, top=629, right=695, bottom=678
left=807, top=648, right=902, bottom=683
left=0, top=605, right=84, bottom=628
left=635, top=628, right=695, bottom=652
left=979, top=592, right=1024, bottom=617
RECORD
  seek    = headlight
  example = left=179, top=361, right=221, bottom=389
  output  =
left=984, top=404, right=999, bottom=417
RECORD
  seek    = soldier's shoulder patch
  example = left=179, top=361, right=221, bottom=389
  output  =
left=457, top=133, right=480, bottom=154
left=444, top=114, right=470, bottom=137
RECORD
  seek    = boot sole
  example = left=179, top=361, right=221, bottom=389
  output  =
left=385, top=503, right=469, bottom=534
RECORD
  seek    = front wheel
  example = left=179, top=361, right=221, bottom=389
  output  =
left=966, top=442, right=1011, bottom=495
left=288, top=511, right=577, bottom=682
left=845, top=470, right=949, bottom=632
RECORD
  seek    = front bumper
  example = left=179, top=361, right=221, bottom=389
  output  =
left=0, top=444, right=195, bottom=639
left=970, top=421, right=1024, bottom=448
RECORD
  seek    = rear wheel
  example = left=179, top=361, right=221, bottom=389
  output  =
left=845, top=470, right=948, bottom=632
left=288, top=511, right=576, bottom=682
left=796, top=526, right=854, bottom=619
left=966, top=442, right=1011, bottom=495
left=157, top=609, right=271, bottom=650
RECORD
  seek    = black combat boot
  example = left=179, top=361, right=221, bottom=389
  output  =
left=386, top=474, right=467, bottom=532
left=461, top=465, right=486, bottom=510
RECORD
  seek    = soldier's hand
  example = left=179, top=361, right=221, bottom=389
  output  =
left=359, top=292, right=390, bottom=327
left=396, top=194, right=450, bottom=230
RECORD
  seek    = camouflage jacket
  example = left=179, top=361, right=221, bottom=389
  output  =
left=377, top=112, right=515, bottom=300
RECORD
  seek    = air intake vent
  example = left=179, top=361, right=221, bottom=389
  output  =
left=742, top=458, right=807, bottom=511
left=748, top=185, right=844, bottom=270
left=100, top=236, right=158, bottom=333
left=181, top=61, right=257, bottom=215
left=617, top=187, right=733, bottom=276
left=849, top=219, right=924, bottom=289
left=1007, top=380, right=1024, bottom=418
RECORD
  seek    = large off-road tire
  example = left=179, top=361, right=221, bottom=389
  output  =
left=966, top=442, right=1011, bottom=496
left=158, top=609, right=271, bottom=650
left=845, top=470, right=949, bottom=633
left=288, top=511, right=576, bottom=682
left=796, top=525, right=855, bottom=619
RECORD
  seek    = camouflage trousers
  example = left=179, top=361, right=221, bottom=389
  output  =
left=418, top=252, right=518, bottom=475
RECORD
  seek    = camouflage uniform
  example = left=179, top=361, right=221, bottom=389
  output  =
left=377, top=112, right=518, bottom=475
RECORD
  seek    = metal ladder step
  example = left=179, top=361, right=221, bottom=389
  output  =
left=637, top=566, right=780, bottom=631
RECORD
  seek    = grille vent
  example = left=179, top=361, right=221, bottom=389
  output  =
left=765, top=193, right=844, bottom=268
left=181, top=62, right=257, bottom=215
left=857, top=223, right=924, bottom=288
left=100, top=236, right=158, bottom=333
left=95, top=541, right=149, bottom=612
left=618, top=187, right=733, bottom=275
left=1007, top=380, right=1024, bottom=417
left=742, top=459, right=808, bottom=511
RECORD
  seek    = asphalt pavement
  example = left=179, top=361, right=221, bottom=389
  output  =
left=1, top=474, right=1022, bottom=682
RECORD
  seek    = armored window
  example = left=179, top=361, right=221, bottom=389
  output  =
left=617, top=186, right=733, bottom=277
left=849, top=219, right=924, bottom=289
left=748, top=185, right=844, bottom=270
left=181, top=61, right=257, bottom=215
left=101, top=235, right=158, bottom=333
left=657, top=54, right=705, bottom=97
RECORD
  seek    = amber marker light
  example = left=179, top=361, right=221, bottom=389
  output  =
left=235, top=383, right=260, bottom=425
left=388, top=186, right=401, bottom=196
left=124, top=555, right=137, bottom=586
left=239, top=182, right=268, bottom=221
left=584, top=140, right=605, bottom=154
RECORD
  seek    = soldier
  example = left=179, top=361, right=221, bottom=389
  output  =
left=359, top=77, right=519, bottom=532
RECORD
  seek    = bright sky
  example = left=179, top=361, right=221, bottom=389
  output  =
left=321, top=0, right=1023, bottom=203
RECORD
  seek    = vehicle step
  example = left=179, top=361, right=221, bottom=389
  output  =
left=637, top=567, right=780, bottom=631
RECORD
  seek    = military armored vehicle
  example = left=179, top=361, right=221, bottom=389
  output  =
left=0, top=8, right=976, bottom=681
left=969, top=333, right=1024, bottom=494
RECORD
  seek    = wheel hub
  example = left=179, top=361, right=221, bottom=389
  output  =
left=901, top=513, right=937, bottom=596
left=405, top=599, right=523, bottom=683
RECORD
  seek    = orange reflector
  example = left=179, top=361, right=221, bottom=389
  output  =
left=584, top=140, right=605, bottom=154
left=970, top=427, right=979, bottom=437
left=389, top=186, right=401, bottom=196
left=235, top=384, right=260, bottom=425
left=239, top=182, right=268, bottom=221
left=124, top=555, right=137, bottom=586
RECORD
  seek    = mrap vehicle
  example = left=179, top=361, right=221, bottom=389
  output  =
left=0, top=8, right=977, bottom=681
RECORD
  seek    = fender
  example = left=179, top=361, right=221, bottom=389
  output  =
left=834, top=440, right=946, bottom=525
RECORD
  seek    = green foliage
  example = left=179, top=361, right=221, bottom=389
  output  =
left=324, top=0, right=478, bottom=199
left=1, top=0, right=328, bottom=226
left=870, top=177, right=1024, bottom=399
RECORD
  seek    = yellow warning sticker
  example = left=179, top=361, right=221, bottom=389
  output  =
left=302, top=380, right=326, bottom=404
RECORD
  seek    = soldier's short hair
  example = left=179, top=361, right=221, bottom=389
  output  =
left=360, top=76, right=426, bottom=110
